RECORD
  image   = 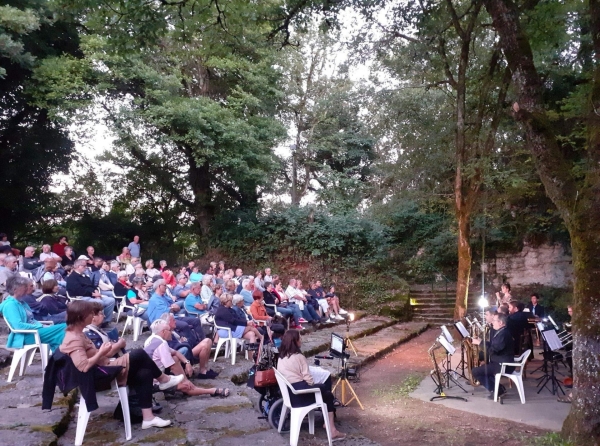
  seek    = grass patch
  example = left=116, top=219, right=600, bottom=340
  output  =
left=206, top=402, right=251, bottom=414
left=372, top=373, right=424, bottom=401
left=529, top=433, right=572, bottom=446
left=141, top=426, right=187, bottom=443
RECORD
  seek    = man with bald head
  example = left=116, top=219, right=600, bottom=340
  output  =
left=23, top=246, right=44, bottom=271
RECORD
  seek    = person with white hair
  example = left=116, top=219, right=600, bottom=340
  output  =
left=215, top=293, right=262, bottom=350
left=145, top=259, right=161, bottom=281
left=144, top=319, right=227, bottom=394
left=66, top=259, right=116, bottom=325
left=240, top=279, right=254, bottom=306
left=40, top=244, right=61, bottom=262
left=200, top=275, right=213, bottom=303
left=0, top=254, right=17, bottom=299
left=23, top=246, right=44, bottom=271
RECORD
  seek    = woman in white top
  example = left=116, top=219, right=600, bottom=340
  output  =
left=277, top=330, right=345, bottom=441
left=40, top=244, right=61, bottom=261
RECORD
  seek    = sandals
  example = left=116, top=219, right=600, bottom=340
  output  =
left=331, top=433, right=347, bottom=442
left=333, top=398, right=342, bottom=407
left=211, top=388, right=230, bottom=398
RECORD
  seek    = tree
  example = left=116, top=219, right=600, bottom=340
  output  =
left=278, top=28, right=376, bottom=209
left=0, top=0, right=78, bottom=239
left=483, top=0, right=600, bottom=441
left=32, top=0, right=290, bottom=237
left=351, top=0, right=511, bottom=316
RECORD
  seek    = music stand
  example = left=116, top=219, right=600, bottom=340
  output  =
left=536, top=329, right=566, bottom=396
left=437, top=335, right=468, bottom=394
left=430, top=336, right=468, bottom=402
left=453, top=321, right=470, bottom=379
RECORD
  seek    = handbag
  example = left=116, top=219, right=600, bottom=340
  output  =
left=253, top=329, right=278, bottom=388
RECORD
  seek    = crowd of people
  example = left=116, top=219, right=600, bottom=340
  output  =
left=0, top=234, right=349, bottom=436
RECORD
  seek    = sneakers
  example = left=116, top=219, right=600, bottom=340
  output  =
left=158, top=374, right=184, bottom=391
left=294, top=324, right=305, bottom=330
left=142, top=416, right=171, bottom=429
left=324, top=318, right=335, bottom=324
left=298, top=318, right=308, bottom=323
left=334, top=314, right=345, bottom=321
left=338, top=309, right=348, bottom=315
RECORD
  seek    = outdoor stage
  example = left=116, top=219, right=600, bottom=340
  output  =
left=410, top=346, right=571, bottom=431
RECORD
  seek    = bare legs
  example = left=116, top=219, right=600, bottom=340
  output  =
left=192, top=338, right=213, bottom=374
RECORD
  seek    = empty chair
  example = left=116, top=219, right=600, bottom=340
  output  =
left=494, top=349, right=531, bottom=404
left=274, top=368, right=332, bottom=446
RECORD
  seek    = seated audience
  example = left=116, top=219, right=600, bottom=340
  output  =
left=145, top=260, right=161, bottom=281
left=277, top=330, right=346, bottom=441
left=61, top=246, right=76, bottom=267
left=232, top=294, right=252, bottom=322
left=146, top=280, right=206, bottom=346
left=161, top=267, right=177, bottom=288
left=125, top=256, right=141, bottom=275
left=254, top=270, right=265, bottom=293
left=286, top=278, right=319, bottom=324
left=116, top=247, right=131, bottom=266
left=34, top=280, right=69, bottom=324
left=124, top=277, right=150, bottom=321
left=61, top=300, right=181, bottom=430
left=0, top=255, right=18, bottom=299
left=40, top=244, right=61, bottom=262
left=240, top=279, right=254, bottom=306
left=66, top=259, right=115, bottom=324
left=172, top=274, right=191, bottom=303
left=83, top=302, right=122, bottom=354
left=83, top=246, right=96, bottom=267
left=0, top=276, right=66, bottom=352
left=158, top=313, right=216, bottom=378
left=201, top=275, right=213, bottom=303
left=322, top=283, right=346, bottom=315
left=184, top=282, right=206, bottom=316
left=145, top=319, right=225, bottom=389
left=22, top=246, right=44, bottom=271
left=250, top=290, right=271, bottom=324
left=114, top=271, right=131, bottom=296
left=189, top=266, right=203, bottom=283
left=215, top=293, right=262, bottom=349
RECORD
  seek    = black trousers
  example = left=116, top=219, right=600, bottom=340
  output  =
left=471, top=362, right=514, bottom=392
left=290, top=376, right=335, bottom=413
left=127, top=349, right=162, bottom=409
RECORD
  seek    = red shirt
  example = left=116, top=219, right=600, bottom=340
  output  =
left=52, top=243, right=66, bottom=258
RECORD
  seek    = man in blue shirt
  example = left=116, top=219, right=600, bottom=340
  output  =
left=240, top=279, right=254, bottom=306
left=172, top=274, right=191, bottom=305
left=184, top=282, right=207, bottom=316
left=147, top=280, right=206, bottom=347
left=128, top=235, right=141, bottom=258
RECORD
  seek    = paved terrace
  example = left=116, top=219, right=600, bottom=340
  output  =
left=0, top=314, right=426, bottom=446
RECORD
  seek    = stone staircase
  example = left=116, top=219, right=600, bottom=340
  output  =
left=410, top=283, right=482, bottom=325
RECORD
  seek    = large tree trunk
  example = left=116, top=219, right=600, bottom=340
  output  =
left=484, top=0, right=600, bottom=441
left=455, top=208, right=471, bottom=319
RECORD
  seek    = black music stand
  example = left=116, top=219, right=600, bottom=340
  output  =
left=453, top=321, right=470, bottom=380
left=536, top=329, right=566, bottom=396
left=437, top=335, right=468, bottom=394
left=430, top=337, right=468, bottom=402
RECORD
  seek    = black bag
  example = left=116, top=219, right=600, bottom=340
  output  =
left=113, top=393, right=163, bottom=424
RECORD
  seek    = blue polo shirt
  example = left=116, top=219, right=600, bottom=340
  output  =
left=147, top=292, right=173, bottom=323
left=184, top=293, right=205, bottom=315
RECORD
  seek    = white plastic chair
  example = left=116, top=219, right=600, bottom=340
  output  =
left=494, top=349, right=531, bottom=404
left=3, top=316, right=50, bottom=382
left=75, top=379, right=131, bottom=445
left=212, top=322, right=247, bottom=365
left=121, top=307, right=146, bottom=342
left=113, top=292, right=131, bottom=322
left=274, top=368, right=332, bottom=446
left=65, top=291, right=83, bottom=302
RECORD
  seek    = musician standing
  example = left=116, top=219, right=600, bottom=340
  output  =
left=471, top=313, right=514, bottom=399
left=495, top=282, right=512, bottom=306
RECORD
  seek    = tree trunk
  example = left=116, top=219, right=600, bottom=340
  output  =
left=188, top=158, right=213, bottom=237
left=455, top=208, right=471, bottom=319
left=484, top=0, right=600, bottom=441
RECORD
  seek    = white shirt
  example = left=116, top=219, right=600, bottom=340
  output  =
left=40, top=252, right=61, bottom=261
left=285, top=285, right=304, bottom=310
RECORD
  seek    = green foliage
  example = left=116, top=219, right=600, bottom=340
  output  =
left=372, top=373, right=424, bottom=400
left=0, top=4, right=39, bottom=77
left=529, top=433, right=572, bottom=446
left=214, top=205, right=390, bottom=268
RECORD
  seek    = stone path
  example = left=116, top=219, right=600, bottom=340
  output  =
left=0, top=315, right=426, bottom=445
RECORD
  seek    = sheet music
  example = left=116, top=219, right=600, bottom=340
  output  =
left=537, top=322, right=545, bottom=332
left=548, top=316, right=559, bottom=330
left=438, top=335, right=455, bottom=355
left=309, top=366, right=331, bottom=384
left=454, top=321, right=469, bottom=339
left=542, top=329, right=563, bottom=351
left=441, top=325, right=454, bottom=343
left=465, top=317, right=473, bottom=326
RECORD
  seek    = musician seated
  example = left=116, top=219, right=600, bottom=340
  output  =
left=471, top=313, right=514, bottom=399
left=526, top=293, right=545, bottom=318
left=508, top=301, right=530, bottom=354
left=478, top=308, right=496, bottom=363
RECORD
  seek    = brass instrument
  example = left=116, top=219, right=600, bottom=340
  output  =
left=429, top=341, right=444, bottom=390
left=463, top=336, right=481, bottom=387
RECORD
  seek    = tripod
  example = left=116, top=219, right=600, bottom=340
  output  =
left=345, top=319, right=358, bottom=356
left=332, top=356, right=364, bottom=409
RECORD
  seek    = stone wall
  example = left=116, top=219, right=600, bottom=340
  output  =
left=484, top=243, right=573, bottom=288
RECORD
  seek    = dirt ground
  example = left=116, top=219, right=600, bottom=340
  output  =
left=335, top=328, right=550, bottom=446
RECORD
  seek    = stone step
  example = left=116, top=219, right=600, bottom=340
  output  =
left=226, top=315, right=400, bottom=384
left=305, top=322, right=430, bottom=378
left=413, top=316, right=455, bottom=325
